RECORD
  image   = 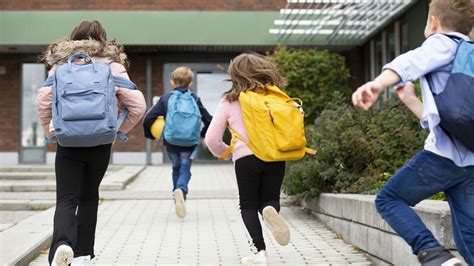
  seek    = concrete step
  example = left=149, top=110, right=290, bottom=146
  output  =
left=0, top=171, right=116, bottom=180
left=0, top=165, right=54, bottom=173
left=0, top=181, right=121, bottom=192
left=0, top=165, right=123, bottom=173
left=0, top=166, right=143, bottom=192
left=0, top=172, right=56, bottom=180
left=0, top=200, right=56, bottom=211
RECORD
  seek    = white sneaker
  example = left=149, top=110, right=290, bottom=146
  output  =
left=241, top=250, right=268, bottom=266
left=262, top=206, right=290, bottom=246
left=173, top=189, right=186, bottom=218
left=71, top=255, right=91, bottom=266
left=52, top=244, right=74, bottom=266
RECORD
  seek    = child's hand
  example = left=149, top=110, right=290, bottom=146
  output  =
left=395, top=82, right=417, bottom=103
left=395, top=81, right=423, bottom=119
left=352, top=81, right=384, bottom=110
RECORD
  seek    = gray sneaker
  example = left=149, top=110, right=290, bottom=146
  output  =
left=173, top=189, right=186, bottom=218
left=262, top=206, right=290, bottom=246
left=418, top=246, right=463, bottom=266
left=52, top=245, right=74, bottom=266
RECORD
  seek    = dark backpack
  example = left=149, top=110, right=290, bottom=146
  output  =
left=431, top=35, right=474, bottom=151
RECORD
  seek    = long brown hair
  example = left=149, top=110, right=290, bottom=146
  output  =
left=223, top=52, right=287, bottom=102
left=70, top=20, right=107, bottom=42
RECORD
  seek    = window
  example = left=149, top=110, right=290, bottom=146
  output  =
left=196, top=73, right=231, bottom=115
left=368, top=19, right=403, bottom=106
left=21, top=63, right=46, bottom=163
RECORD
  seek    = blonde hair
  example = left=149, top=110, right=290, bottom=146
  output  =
left=430, top=0, right=474, bottom=35
left=171, top=66, right=194, bottom=87
left=223, top=52, right=287, bottom=102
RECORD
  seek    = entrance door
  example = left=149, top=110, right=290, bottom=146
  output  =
left=20, top=64, right=46, bottom=164
left=162, top=63, right=231, bottom=163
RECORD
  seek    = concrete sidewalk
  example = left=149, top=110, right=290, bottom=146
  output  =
left=29, top=165, right=370, bottom=265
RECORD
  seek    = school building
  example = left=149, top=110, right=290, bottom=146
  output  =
left=0, top=0, right=429, bottom=165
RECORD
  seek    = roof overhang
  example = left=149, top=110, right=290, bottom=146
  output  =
left=270, top=0, right=418, bottom=46
left=0, top=11, right=281, bottom=47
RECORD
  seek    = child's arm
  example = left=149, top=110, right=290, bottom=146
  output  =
left=196, top=97, right=213, bottom=138
left=143, top=98, right=165, bottom=139
left=205, top=100, right=230, bottom=159
left=396, top=82, right=423, bottom=120
left=37, top=86, right=53, bottom=136
left=112, top=63, right=146, bottom=134
left=353, top=34, right=458, bottom=110
left=352, top=69, right=401, bottom=110
left=36, top=66, right=57, bottom=137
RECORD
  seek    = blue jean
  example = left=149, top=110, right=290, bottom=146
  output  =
left=167, top=150, right=193, bottom=194
left=375, top=150, right=474, bottom=264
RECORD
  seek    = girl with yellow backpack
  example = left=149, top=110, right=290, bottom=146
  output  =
left=205, top=52, right=315, bottom=265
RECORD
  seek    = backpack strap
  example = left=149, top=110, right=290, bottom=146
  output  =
left=112, top=76, right=137, bottom=141
left=45, top=136, right=58, bottom=144
left=113, top=76, right=137, bottom=90
left=219, top=127, right=247, bottom=160
left=42, top=75, right=54, bottom=87
left=441, top=34, right=464, bottom=43
left=305, top=147, right=318, bottom=156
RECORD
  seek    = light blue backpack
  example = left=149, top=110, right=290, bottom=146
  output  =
left=42, top=52, right=137, bottom=147
left=163, top=90, right=201, bottom=147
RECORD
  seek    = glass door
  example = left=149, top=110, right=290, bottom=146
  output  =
left=20, top=64, right=46, bottom=164
left=193, top=72, right=232, bottom=161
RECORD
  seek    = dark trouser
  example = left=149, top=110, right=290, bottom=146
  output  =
left=48, top=144, right=111, bottom=264
left=234, top=155, right=285, bottom=252
left=375, top=150, right=474, bottom=265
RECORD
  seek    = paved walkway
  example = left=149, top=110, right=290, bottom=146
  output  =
left=30, top=165, right=370, bottom=265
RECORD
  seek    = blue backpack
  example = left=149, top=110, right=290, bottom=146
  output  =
left=163, top=90, right=201, bottom=147
left=432, top=35, right=474, bottom=151
left=42, top=52, right=137, bottom=147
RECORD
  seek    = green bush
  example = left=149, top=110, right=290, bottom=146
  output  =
left=271, top=46, right=352, bottom=123
left=283, top=92, right=428, bottom=199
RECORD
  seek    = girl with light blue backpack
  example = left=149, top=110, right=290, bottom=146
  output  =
left=37, top=20, right=146, bottom=266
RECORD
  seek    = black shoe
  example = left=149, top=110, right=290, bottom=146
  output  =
left=418, top=246, right=463, bottom=266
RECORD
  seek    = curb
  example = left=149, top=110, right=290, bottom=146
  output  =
left=0, top=207, right=54, bottom=266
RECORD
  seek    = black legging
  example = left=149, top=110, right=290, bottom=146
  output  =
left=48, top=144, right=111, bottom=264
left=234, top=155, right=285, bottom=252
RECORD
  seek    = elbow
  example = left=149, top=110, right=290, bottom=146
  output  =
left=204, top=137, right=215, bottom=152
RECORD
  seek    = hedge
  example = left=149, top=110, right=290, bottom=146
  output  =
left=282, top=92, right=428, bottom=199
left=271, top=46, right=352, bottom=124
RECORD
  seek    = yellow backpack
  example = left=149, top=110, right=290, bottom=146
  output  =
left=220, top=85, right=317, bottom=162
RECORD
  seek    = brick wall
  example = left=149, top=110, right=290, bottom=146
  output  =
left=0, top=56, right=21, bottom=152
left=112, top=54, right=163, bottom=152
left=0, top=0, right=286, bottom=11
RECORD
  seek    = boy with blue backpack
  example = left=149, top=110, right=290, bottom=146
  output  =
left=143, top=66, right=212, bottom=219
left=353, top=0, right=473, bottom=265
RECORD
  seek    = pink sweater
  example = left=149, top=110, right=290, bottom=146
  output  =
left=36, top=57, right=146, bottom=136
left=205, top=99, right=253, bottom=161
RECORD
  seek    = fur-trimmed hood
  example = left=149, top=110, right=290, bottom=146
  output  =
left=41, top=39, right=128, bottom=68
